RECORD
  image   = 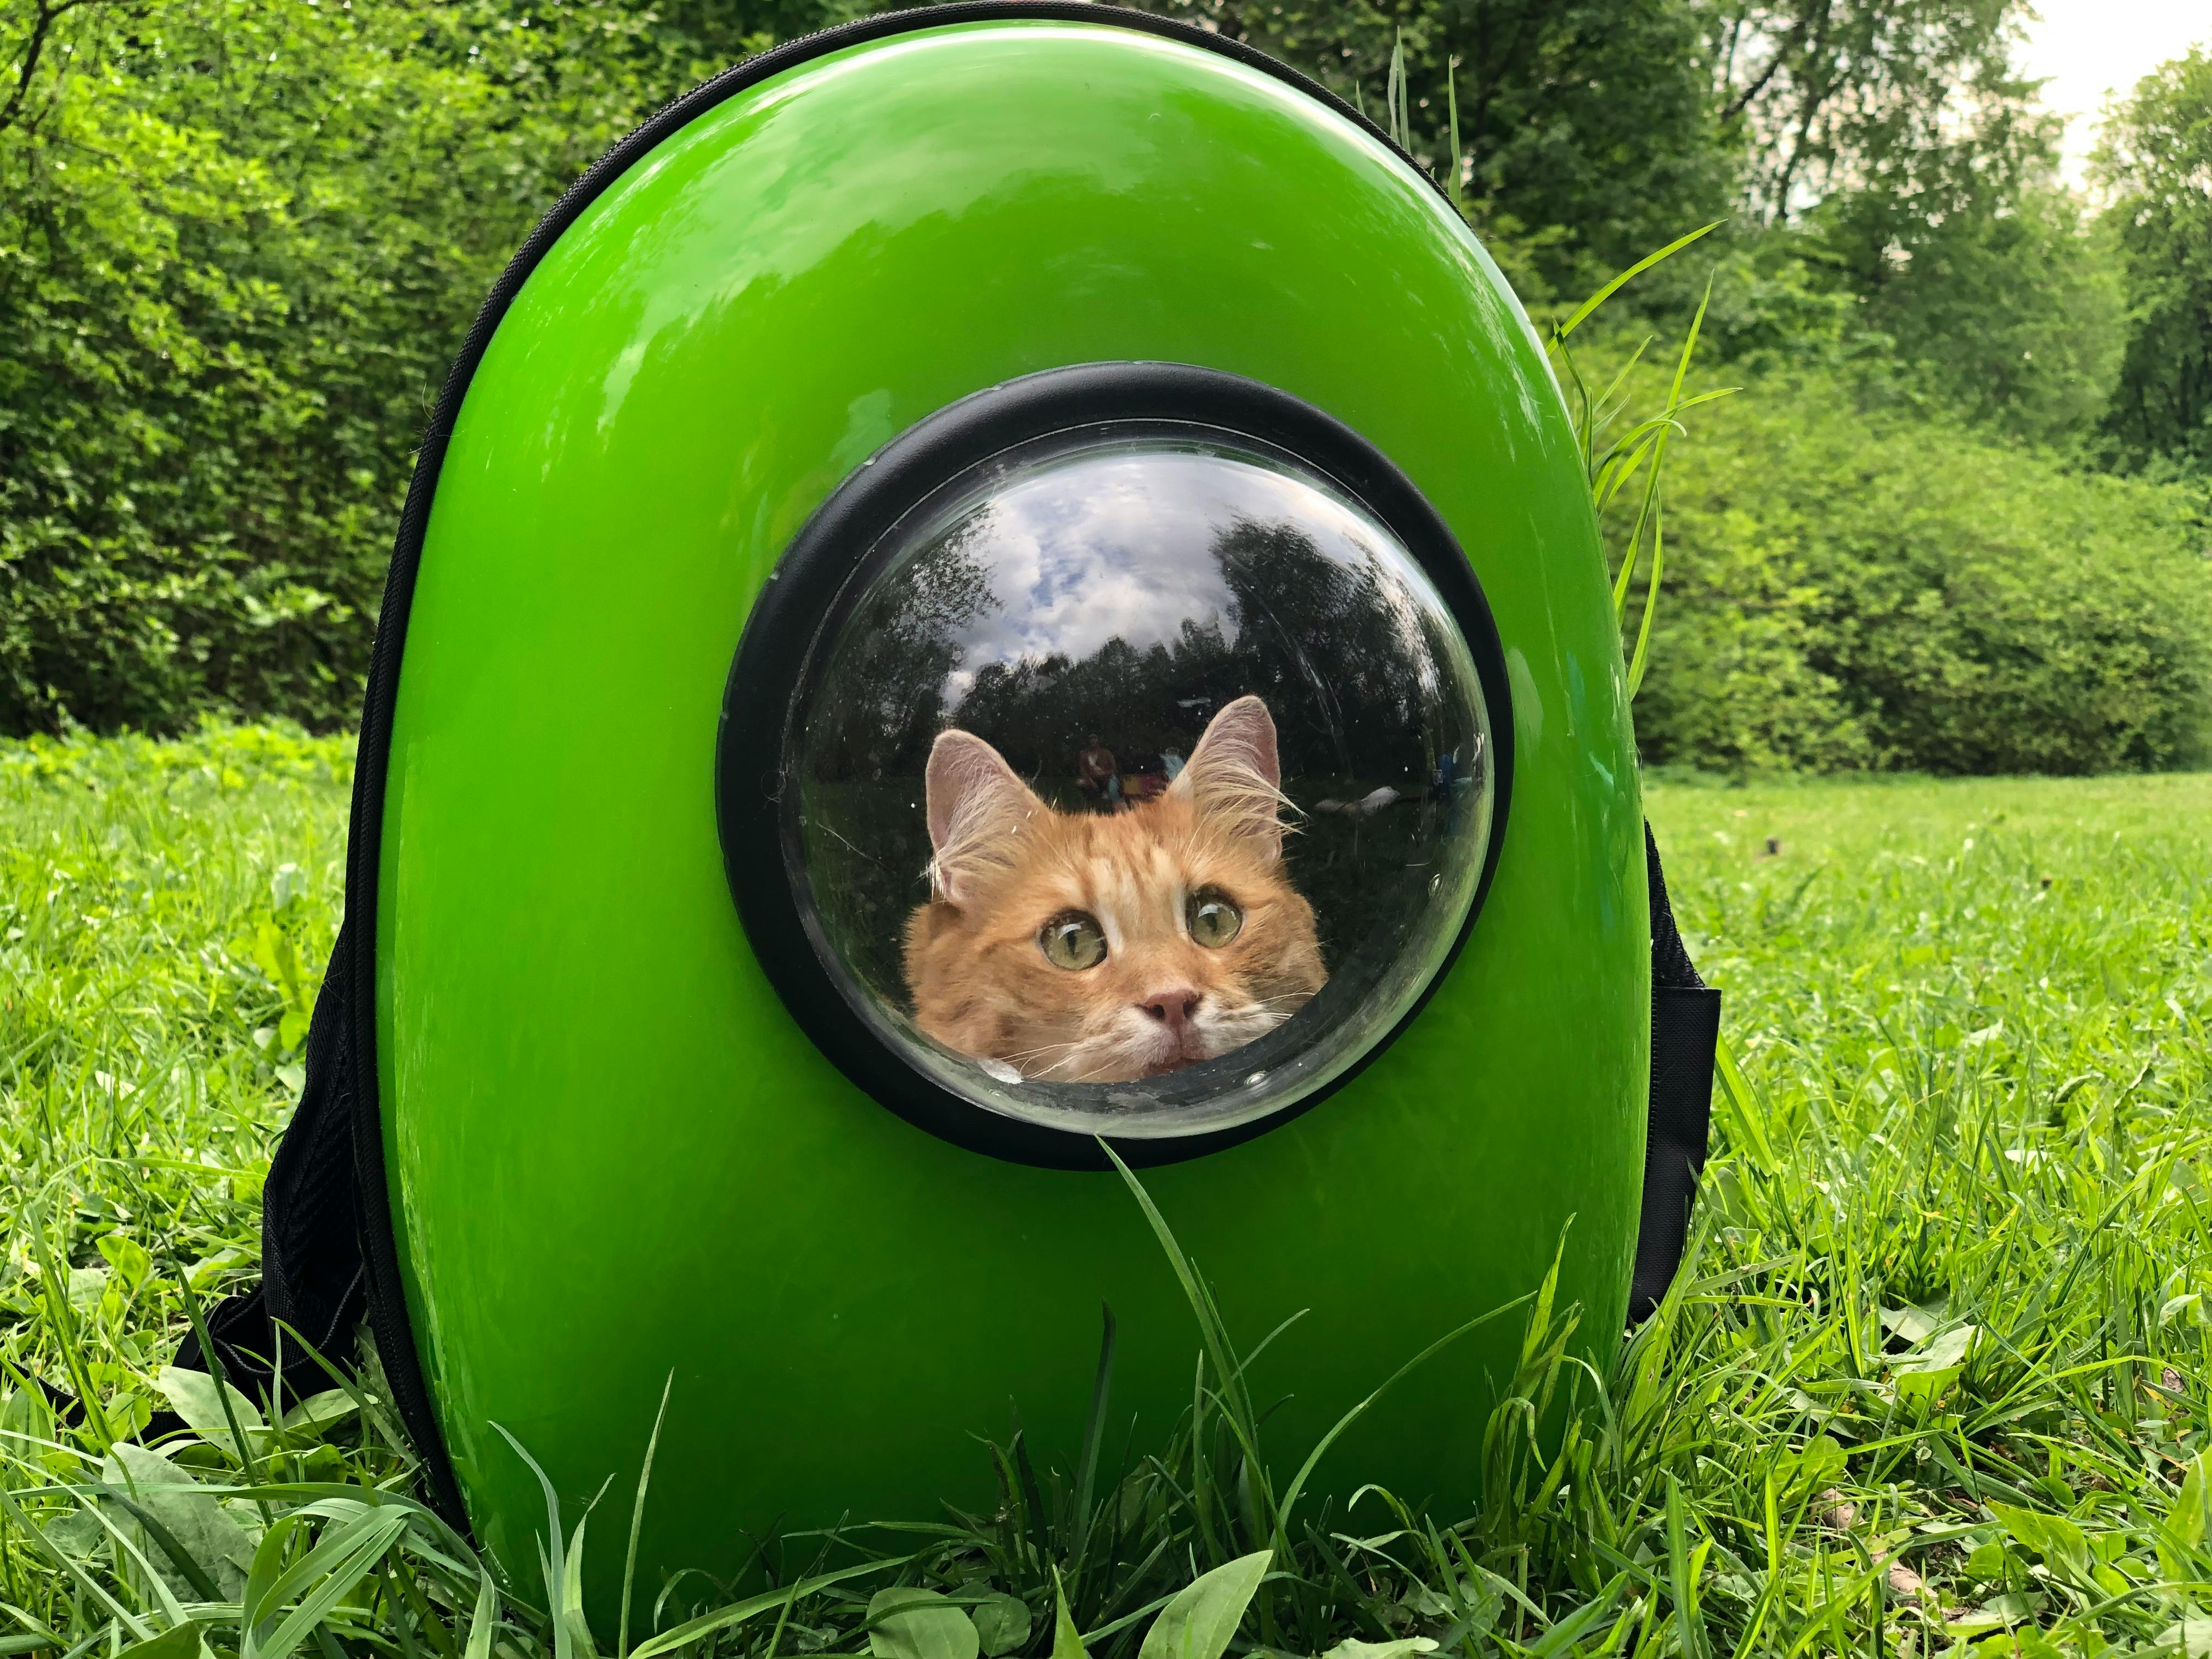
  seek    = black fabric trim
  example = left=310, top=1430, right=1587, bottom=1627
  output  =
left=718, top=363, right=1515, bottom=1170
left=250, top=0, right=1474, bottom=1534
left=1628, top=823, right=1719, bottom=1323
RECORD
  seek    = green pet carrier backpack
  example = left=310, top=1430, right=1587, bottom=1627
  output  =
left=190, top=4, right=1720, bottom=1626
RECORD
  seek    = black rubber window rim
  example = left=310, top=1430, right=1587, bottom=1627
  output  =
left=716, top=363, right=1515, bottom=1170
left=345, top=2, right=1475, bottom=1528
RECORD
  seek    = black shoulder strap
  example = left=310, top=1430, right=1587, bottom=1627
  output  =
left=1630, top=822, right=1720, bottom=1323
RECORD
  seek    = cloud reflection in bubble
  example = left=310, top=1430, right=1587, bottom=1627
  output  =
left=926, top=447, right=1398, bottom=702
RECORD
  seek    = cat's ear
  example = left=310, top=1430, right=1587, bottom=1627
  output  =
left=925, top=729, right=1042, bottom=904
left=1171, top=695, right=1286, bottom=861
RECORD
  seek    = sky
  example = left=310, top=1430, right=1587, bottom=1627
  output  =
left=2015, top=0, right=2209, bottom=184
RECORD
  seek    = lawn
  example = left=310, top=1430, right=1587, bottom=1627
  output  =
left=4, top=728, right=2210, bottom=1659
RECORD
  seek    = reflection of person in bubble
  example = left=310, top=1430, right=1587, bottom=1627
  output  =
left=1432, top=733, right=1483, bottom=834
left=904, top=696, right=1325, bottom=1083
left=1076, top=735, right=1119, bottom=809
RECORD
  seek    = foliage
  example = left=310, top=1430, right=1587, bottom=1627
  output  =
left=2094, top=48, right=2212, bottom=479
left=831, top=522, right=1465, bottom=786
left=1625, top=374, right=2212, bottom=774
left=8, top=734, right=2212, bottom=1659
left=0, top=0, right=652, bottom=735
left=1807, top=178, right=2125, bottom=448
left=1546, top=222, right=1731, bottom=707
left=1647, top=0, right=2141, bottom=456
left=2, top=0, right=2207, bottom=766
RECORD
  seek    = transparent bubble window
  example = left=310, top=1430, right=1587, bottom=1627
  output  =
left=786, top=424, right=1498, bottom=1138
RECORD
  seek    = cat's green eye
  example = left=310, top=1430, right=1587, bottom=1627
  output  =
left=1187, top=888, right=1243, bottom=949
left=1040, top=912, right=1108, bottom=971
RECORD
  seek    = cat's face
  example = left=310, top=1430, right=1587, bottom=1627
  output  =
left=903, top=696, right=1327, bottom=1084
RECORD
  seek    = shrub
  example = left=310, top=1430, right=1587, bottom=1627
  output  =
left=0, top=0, right=652, bottom=736
left=1632, top=377, right=2212, bottom=774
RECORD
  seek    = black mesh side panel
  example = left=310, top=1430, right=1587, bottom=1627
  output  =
left=259, top=923, right=370, bottom=1361
left=1629, top=823, right=1720, bottom=1323
left=160, top=927, right=369, bottom=1430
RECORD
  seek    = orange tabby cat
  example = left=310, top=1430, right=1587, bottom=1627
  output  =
left=904, top=696, right=1326, bottom=1083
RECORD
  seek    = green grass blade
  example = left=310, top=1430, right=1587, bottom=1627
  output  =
left=618, top=1373, right=674, bottom=1659
left=1099, top=1143, right=1250, bottom=1436
left=1713, top=1037, right=1776, bottom=1171
left=1380, top=38, right=1395, bottom=145
left=65, top=1489, right=190, bottom=1629
left=1071, top=1304, right=1117, bottom=1568
left=1051, top=1568, right=1088, bottom=1659
left=563, top=1510, right=599, bottom=1659
left=1623, top=495, right=1664, bottom=698
left=627, top=1556, right=917, bottom=1659
left=1444, top=57, right=1463, bottom=212
left=1523, top=1575, right=1628, bottom=1659
left=491, top=1423, right=571, bottom=1658
left=464, top=1573, right=501, bottom=1659
left=249, top=1507, right=410, bottom=1658
left=81, top=1479, right=225, bottom=1604
left=0, top=1477, right=156, bottom=1641
left=1271, top=1290, right=1534, bottom=1558
left=1551, top=223, right=1721, bottom=344
left=252, top=1510, right=413, bottom=1659
left=176, top=1276, right=266, bottom=1513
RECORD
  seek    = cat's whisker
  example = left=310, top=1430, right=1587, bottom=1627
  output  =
left=1002, top=1043, right=1087, bottom=1069
left=1000, top=1039, right=1095, bottom=1074
left=1002, top=1036, right=1085, bottom=1057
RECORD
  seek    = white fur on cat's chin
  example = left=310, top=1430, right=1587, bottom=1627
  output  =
left=1023, top=998, right=1289, bottom=1084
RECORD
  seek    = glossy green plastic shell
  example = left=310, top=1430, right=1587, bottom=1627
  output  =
left=377, top=10, right=1647, bottom=1618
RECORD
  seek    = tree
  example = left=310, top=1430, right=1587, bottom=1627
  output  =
left=1679, top=0, right=2126, bottom=447
left=1707, top=0, right=2029, bottom=222
left=2095, top=47, right=2212, bottom=477
left=1809, top=167, right=2124, bottom=445
left=1136, top=0, right=1732, bottom=295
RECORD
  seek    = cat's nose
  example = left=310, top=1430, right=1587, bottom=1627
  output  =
left=1138, top=989, right=1201, bottom=1034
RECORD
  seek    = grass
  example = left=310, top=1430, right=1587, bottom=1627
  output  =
left=5, top=726, right=2211, bottom=1659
